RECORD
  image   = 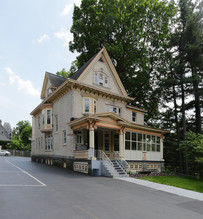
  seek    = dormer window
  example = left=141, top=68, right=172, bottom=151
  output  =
left=99, top=73, right=103, bottom=86
left=94, top=72, right=108, bottom=88
left=47, top=88, right=53, bottom=96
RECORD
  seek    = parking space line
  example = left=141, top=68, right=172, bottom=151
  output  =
left=5, top=159, right=46, bottom=187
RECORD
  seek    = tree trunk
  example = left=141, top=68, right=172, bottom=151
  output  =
left=192, top=68, right=202, bottom=134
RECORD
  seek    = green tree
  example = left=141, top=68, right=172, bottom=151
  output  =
left=180, top=131, right=203, bottom=178
left=8, top=121, right=32, bottom=151
left=69, top=0, right=176, bottom=122
left=56, top=60, right=79, bottom=78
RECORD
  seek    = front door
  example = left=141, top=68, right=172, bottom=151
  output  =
left=113, top=133, right=119, bottom=151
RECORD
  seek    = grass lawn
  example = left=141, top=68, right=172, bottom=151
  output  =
left=141, top=175, right=203, bottom=193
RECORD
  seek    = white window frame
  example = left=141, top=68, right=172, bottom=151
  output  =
left=99, top=73, right=104, bottom=86
left=63, top=130, right=67, bottom=145
left=84, top=98, right=90, bottom=113
left=45, top=135, right=52, bottom=150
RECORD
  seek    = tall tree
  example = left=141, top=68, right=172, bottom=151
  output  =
left=69, top=0, right=176, bottom=122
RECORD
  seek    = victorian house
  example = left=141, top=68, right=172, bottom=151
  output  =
left=31, top=48, right=167, bottom=177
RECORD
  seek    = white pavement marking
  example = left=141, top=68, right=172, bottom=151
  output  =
left=3, top=159, right=46, bottom=187
left=117, top=177, right=203, bottom=201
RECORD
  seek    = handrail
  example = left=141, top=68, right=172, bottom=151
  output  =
left=113, top=151, right=129, bottom=170
left=95, top=150, right=116, bottom=175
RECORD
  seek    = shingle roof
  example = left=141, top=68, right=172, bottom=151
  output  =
left=70, top=53, right=98, bottom=80
left=46, top=72, right=67, bottom=87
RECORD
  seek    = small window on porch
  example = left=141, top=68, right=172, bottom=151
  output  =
left=76, top=131, right=82, bottom=144
left=104, top=132, right=110, bottom=151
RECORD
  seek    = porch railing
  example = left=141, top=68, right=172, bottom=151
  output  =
left=95, top=150, right=117, bottom=176
left=113, top=151, right=129, bottom=170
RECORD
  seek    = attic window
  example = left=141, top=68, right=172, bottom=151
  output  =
left=47, top=88, right=53, bottom=96
left=94, top=72, right=108, bottom=88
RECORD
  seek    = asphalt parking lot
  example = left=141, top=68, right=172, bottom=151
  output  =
left=0, top=156, right=202, bottom=219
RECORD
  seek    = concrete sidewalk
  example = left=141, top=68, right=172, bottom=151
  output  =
left=117, top=177, right=203, bottom=201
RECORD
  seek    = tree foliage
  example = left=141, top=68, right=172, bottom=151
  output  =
left=69, top=0, right=176, bottom=121
left=7, top=121, right=32, bottom=151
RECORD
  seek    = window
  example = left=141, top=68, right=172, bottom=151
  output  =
left=55, top=115, right=58, bottom=133
left=93, top=100, right=97, bottom=114
left=63, top=130, right=66, bottom=145
left=76, top=131, right=82, bottom=144
left=105, top=76, right=108, bottom=87
left=42, top=110, right=45, bottom=125
left=125, top=132, right=131, bottom=150
left=38, top=116, right=40, bottom=129
left=94, top=72, right=108, bottom=88
left=41, top=136, right=43, bottom=147
left=99, top=73, right=103, bottom=86
left=106, top=105, right=121, bottom=116
left=47, top=110, right=51, bottom=124
left=104, top=132, right=110, bottom=151
left=125, top=132, right=161, bottom=152
left=84, top=98, right=90, bottom=113
left=132, top=112, right=136, bottom=123
left=45, top=135, right=52, bottom=150
left=94, top=73, right=98, bottom=84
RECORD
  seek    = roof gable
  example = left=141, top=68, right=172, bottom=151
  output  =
left=69, top=48, right=128, bottom=96
left=41, top=72, right=66, bottom=99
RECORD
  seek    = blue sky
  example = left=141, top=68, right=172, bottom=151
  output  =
left=0, top=0, right=80, bottom=128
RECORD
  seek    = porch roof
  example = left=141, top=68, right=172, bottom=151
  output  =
left=67, top=113, right=169, bottom=135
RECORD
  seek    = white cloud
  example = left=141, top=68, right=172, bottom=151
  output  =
left=54, top=29, right=72, bottom=46
left=60, top=3, right=73, bottom=16
left=5, top=67, right=40, bottom=97
left=37, top=34, right=50, bottom=43
left=60, top=0, right=81, bottom=16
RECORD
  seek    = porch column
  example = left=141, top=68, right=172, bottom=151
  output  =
left=119, top=131, right=124, bottom=158
left=89, top=127, right=96, bottom=159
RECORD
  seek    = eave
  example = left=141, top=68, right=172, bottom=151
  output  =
left=31, top=79, right=134, bottom=116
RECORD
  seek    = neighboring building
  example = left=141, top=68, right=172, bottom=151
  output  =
left=0, top=120, right=12, bottom=142
left=31, top=47, right=167, bottom=177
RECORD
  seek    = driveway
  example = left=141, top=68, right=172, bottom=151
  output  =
left=0, top=156, right=202, bottom=219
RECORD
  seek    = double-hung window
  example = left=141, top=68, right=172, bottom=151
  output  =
left=132, top=112, right=136, bottom=123
left=99, top=73, right=104, bottom=86
left=47, top=110, right=51, bottom=124
left=63, top=130, right=66, bottom=145
left=84, top=98, right=90, bottom=113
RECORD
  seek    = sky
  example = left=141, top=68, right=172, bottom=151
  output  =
left=0, top=0, right=81, bottom=128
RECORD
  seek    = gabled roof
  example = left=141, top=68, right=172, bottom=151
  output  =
left=69, top=47, right=128, bottom=96
left=47, top=72, right=66, bottom=87
left=70, top=53, right=98, bottom=80
left=41, top=72, right=67, bottom=99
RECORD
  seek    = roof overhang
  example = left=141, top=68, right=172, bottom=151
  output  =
left=68, top=113, right=169, bottom=136
left=31, top=79, right=134, bottom=116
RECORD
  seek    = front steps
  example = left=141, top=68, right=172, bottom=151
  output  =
left=101, top=160, right=128, bottom=178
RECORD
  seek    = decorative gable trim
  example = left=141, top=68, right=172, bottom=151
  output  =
left=40, top=74, right=48, bottom=99
left=77, top=47, right=128, bottom=96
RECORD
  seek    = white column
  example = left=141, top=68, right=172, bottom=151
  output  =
left=119, top=132, right=124, bottom=158
left=89, top=128, right=96, bottom=159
